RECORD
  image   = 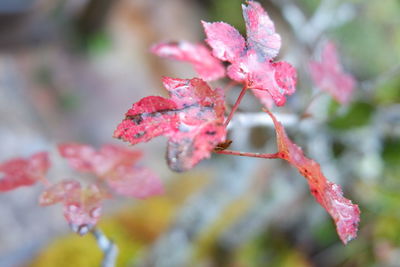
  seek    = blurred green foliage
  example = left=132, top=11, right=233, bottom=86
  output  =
left=333, top=0, right=400, bottom=78
left=208, top=0, right=249, bottom=33
left=382, top=138, right=400, bottom=168
left=298, top=0, right=321, bottom=16
left=375, top=75, right=400, bottom=105
left=86, top=31, right=112, bottom=56
left=328, top=101, right=375, bottom=130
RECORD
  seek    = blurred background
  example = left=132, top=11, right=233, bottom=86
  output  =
left=0, top=0, right=399, bottom=266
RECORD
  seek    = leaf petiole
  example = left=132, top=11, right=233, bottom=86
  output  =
left=224, top=84, right=248, bottom=127
left=214, top=149, right=279, bottom=159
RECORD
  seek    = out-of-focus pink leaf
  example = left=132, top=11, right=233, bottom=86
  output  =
left=39, top=180, right=107, bottom=235
left=202, top=21, right=246, bottom=62
left=115, top=77, right=226, bottom=172
left=242, top=1, right=281, bottom=60
left=309, top=41, right=356, bottom=104
left=39, top=179, right=81, bottom=206
left=106, top=165, right=163, bottom=198
left=266, top=109, right=360, bottom=244
left=202, top=1, right=296, bottom=106
left=151, top=41, right=225, bottom=81
left=59, top=143, right=164, bottom=198
left=0, top=152, right=50, bottom=192
left=58, top=143, right=142, bottom=176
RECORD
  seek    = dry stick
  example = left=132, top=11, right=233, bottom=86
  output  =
left=224, top=84, right=248, bottom=127
left=91, top=228, right=118, bottom=267
left=215, top=149, right=280, bottom=159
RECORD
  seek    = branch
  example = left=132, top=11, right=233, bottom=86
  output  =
left=215, top=149, right=279, bottom=159
left=225, top=84, right=248, bottom=126
left=91, top=228, right=118, bottom=267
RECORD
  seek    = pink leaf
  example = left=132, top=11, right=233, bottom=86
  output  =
left=227, top=52, right=297, bottom=106
left=202, top=21, right=246, bottom=62
left=151, top=41, right=225, bottom=81
left=39, top=180, right=108, bottom=235
left=39, top=180, right=81, bottom=206
left=272, top=61, right=297, bottom=96
left=242, top=1, right=281, bottom=60
left=309, top=41, right=356, bottom=104
left=58, top=143, right=164, bottom=198
left=202, top=1, right=297, bottom=106
left=106, top=165, right=163, bottom=198
left=167, top=120, right=226, bottom=171
left=58, top=143, right=142, bottom=176
left=266, top=109, right=360, bottom=244
left=0, top=152, right=50, bottom=192
left=115, top=77, right=226, bottom=172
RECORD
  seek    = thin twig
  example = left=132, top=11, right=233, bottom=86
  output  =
left=91, top=228, right=118, bottom=267
left=215, top=149, right=280, bottom=159
left=225, top=84, right=248, bottom=127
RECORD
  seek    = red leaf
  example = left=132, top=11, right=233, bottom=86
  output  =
left=272, top=61, right=297, bottom=96
left=227, top=52, right=297, bottom=106
left=202, top=1, right=296, bottom=106
left=114, top=96, right=179, bottom=145
left=202, top=21, right=246, bottom=62
left=266, top=109, right=360, bottom=244
left=106, top=165, right=163, bottom=198
left=167, top=120, right=226, bottom=171
left=242, top=1, right=281, bottom=60
left=309, top=41, right=356, bottom=104
left=0, top=152, right=50, bottom=192
left=58, top=143, right=142, bottom=176
left=39, top=180, right=108, bottom=235
left=115, top=77, right=227, bottom=172
left=151, top=41, right=225, bottom=81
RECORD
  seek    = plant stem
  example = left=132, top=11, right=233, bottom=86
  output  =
left=250, top=87, right=270, bottom=92
left=224, top=84, right=248, bottom=127
left=215, top=149, right=280, bottom=159
left=92, top=228, right=118, bottom=267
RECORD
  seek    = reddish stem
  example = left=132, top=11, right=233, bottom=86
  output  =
left=214, top=149, right=280, bottom=159
left=224, top=84, right=248, bottom=126
left=250, top=87, right=270, bottom=92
